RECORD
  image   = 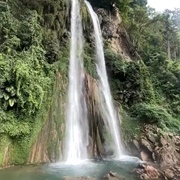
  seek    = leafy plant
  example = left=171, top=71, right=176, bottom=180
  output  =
left=131, top=103, right=180, bottom=133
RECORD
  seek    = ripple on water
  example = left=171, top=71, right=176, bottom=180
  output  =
left=0, top=158, right=141, bottom=180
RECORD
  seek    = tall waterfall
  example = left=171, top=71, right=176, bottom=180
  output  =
left=65, top=0, right=89, bottom=163
left=85, top=1, right=124, bottom=158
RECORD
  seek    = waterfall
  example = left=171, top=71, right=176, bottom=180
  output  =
left=85, top=1, right=124, bottom=158
left=65, top=0, right=89, bottom=163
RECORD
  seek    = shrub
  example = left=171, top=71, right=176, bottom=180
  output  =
left=131, top=103, right=180, bottom=133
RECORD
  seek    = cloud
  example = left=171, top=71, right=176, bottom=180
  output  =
left=148, top=0, right=180, bottom=12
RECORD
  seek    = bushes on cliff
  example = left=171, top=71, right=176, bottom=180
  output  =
left=132, top=103, right=172, bottom=124
left=0, top=0, right=70, bottom=150
left=0, top=1, right=62, bottom=164
left=104, top=49, right=155, bottom=106
left=131, top=103, right=180, bottom=133
left=145, top=51, right=180, bottom=115
left=0, top=6, right=52, bottom=116
left=104, top=48, right=180, bottom=133
left=0, top=111, right=31, bottom=138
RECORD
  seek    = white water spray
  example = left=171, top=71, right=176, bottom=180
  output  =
left=85, top=1, right=124, bottom=158
left=65, top=0, right=89, bottom=163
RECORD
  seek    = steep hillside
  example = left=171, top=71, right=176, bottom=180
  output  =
left=0, top=0, right=69, bottom=166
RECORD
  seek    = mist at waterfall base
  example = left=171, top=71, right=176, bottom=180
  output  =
left=0, top=158, right=143, bottom=180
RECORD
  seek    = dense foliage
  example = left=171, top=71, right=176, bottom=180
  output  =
left=0, top=2, right=51, bottom=136
left=0, top=0, right=69, bottom=165
left=101, top=0, right=180, bottom=134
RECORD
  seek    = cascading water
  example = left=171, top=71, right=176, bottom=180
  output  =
left=65, top=0, right=89, bottom=163
left=85, top=1, right=124, bottom=158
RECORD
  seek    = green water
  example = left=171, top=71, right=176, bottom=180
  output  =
left=0, top=157, right=142, bottom=180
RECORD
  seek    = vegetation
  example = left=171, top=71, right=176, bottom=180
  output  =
left=101, top=0, right=180, bottom=134
left=0, top=0, right=52, bottom=134
left=0, top=0, right=69, bottom=165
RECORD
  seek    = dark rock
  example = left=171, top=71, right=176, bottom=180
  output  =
left=104, top=171, right=126, bottom=180
left=133, top=163, right=160, bottom=179
left=154, top=145, right=179, bottom=166
left=164, top=169, right=175, bottom=179
left=161, top=165, right=180, bottom=180
left=132, top=168, right=145, bottom=174
left=28, top=73, right=65, bottom=164
left=140, top=173, right=149, bottom=179
left=63, top=177, right=96, bottom=180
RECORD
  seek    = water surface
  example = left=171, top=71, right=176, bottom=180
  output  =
left=0, top=158, right=141, bottom=180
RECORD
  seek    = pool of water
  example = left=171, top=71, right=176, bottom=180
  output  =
left=0, top=156, right=142, bottom=180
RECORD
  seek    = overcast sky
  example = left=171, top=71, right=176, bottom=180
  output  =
left=148, top=0, right=180, bottom=12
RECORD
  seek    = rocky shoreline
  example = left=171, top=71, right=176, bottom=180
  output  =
left=130, top=125, right=180, bottom=180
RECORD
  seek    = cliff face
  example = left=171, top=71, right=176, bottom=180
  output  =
left=96, top=7, right=140, bottom=61
left=28, top=72, right=66, bottom=164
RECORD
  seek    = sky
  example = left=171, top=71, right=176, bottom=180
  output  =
left=148, top=0, right=180, bottom=12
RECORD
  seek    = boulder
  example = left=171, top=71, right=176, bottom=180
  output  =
left=141, top=138, right=153, bottom=152
left=130, top=125, right=180, bottom=179
left=104, top=171, right=126, bottom=180
left=140, top=151, right=150, bottom=161
left=164, top=169, right=175, bottom=179
left=140, top=173, right=149, bottom=180
left=160, top=136, right=168, bottom=146
left=154, top=145, right=179, bottom=166
left=161, top=166, right=180, bottom=180
left=133, top=139, right=140, bottom=150
left=133, top=163, right=160, bottom=180
left=144, top=165, right=159, bottom=179
left=63, top=177, right=96, bottom=180
left=131, top=125, right=180, bottom=164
